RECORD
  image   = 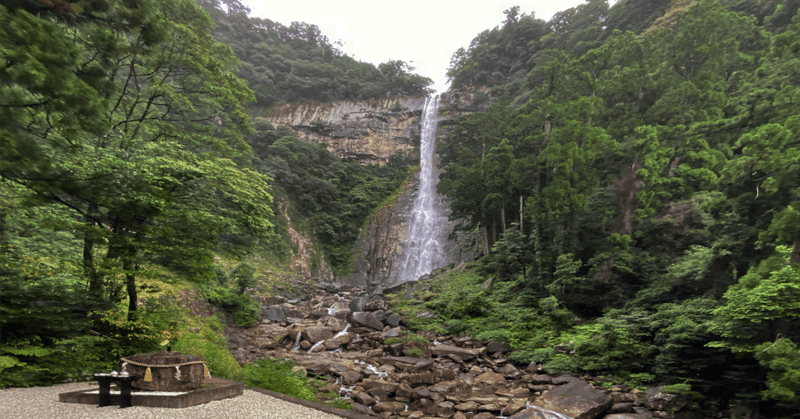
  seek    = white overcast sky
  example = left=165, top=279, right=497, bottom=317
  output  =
left=241, top=0, right=590, bottom=93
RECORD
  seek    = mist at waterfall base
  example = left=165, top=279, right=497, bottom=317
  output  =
left=396, top=95, right=457, bottom=284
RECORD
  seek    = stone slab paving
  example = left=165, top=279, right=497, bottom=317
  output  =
left=0, top=382, right=370, bottom=419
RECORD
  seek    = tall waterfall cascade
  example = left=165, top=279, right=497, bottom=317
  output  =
left=397, top=95, right=456, bottom=284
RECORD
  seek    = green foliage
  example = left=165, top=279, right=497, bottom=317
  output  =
left=406, top=348, right=424, bottom=358
left=250, top=125, right=412, bottom=273
left=231, top=262, right=258, bottom=294
left=203, top=285, right=260, bottom=328
left=444, top=319, right=471, bottom=336
left=384, top=331, right=430, bottom=345
left=627, top=372, right=655, bottom=390
left=242, top=358, right=316, bottom=401
left=658, top=383, right=701, bottom=399
left=320, top=390, right=352, bottom=410
left=199, top=1, right=432, bottom=106
left=710, top=251, right=800, bottom=353
left=754, top=338, right=800, bottom=404
left=172, top=315, right=243, bottom=380
left=553, top=311, right=652, bottom=374
left=0, top=0, right=275, bottom=325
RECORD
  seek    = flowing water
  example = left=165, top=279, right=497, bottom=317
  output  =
left=397, top=95, right=455, bottom=284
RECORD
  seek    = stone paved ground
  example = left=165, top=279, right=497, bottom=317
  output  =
left=0, top=382, right=357, bottom=419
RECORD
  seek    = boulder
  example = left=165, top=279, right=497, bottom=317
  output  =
left=341, top=370, right=363, bottom=386
left=535, top=379, right=613, bottom=419
left=364, top=300, right=387, bottom=311
left=263, top=296, right=285, bottom=305
left=430, top=344, right=479, bottom=360
left=455, top=401, right=480, bottom=411
left=474, top=371, right=507, bottom=385
left=531, top=374, right=553, bottom=384
left=372, top=401, right=406, bottom=414
left=325, top=317, right=346, bottom=332
left=487, top=341, right=512, bottom=353
left=386, top=312, right=403, bottom=327
left=526, top=362, right=543, bottom=374
left=349, top=296, right=367, bottom=312
left=410, top=398, right=435, bottom=415
left=610, top=402, right=635, bottom=413
left=362, top=378, right=399, bottom=394
left=399, top=372, right=437, bottom=386
left=262, top=306, right=286, bottom=322
left=429, top=380, right=470, bottom=396
left=645, top=392, right=687, bottom=412
left=283, top=308, right=304, bottom=318
left=408, top=359, right=435, bottom=373
left=497, top=363, right=521, bottom=379
left=351, top=311, right=384, bottom=330
left=396, top=382, right=414, bottom=401
left=383, top=327, right=403, bottom=339
left=436, top=400, right=456, bottom=417
left=503, top=399, right=528, bottom=416
left=351, top=391, right=378, bottom=406
left=302, top=327, right=335, bottom=344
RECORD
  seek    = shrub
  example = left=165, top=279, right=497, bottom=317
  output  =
left=242, top=358, right=316, bottom=401
left=203, top=281, right=261, bottom=327
left=444, top=319, right=470, bottom=335
left=172, top=315, right=243, bottom=380
left=231, top=262, right=257, bottom=293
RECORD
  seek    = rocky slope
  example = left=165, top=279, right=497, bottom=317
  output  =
left=223, top=277, right=714, bottom=419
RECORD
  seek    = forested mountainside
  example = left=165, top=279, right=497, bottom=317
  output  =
left=2, top=0, right=800, bottom=416
left=423, top=0, right=800, bottom=414
left=198, top=0, right=433, bottom=106
left=0, top=0, right=415, bottom=390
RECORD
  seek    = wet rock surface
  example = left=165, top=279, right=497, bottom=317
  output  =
left=224, top=280, right=708, bottom=419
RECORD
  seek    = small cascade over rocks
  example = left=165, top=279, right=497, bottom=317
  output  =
left=222, top=279, right=699, bottom=419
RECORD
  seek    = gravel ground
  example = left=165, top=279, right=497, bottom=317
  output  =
left=0, top=382, right=349, bottom=419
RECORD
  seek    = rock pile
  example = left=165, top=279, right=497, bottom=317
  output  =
left=221, top=283, right=710, bottom=419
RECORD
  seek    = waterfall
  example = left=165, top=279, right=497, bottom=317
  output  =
left=397, top=95, right=454, bottom=284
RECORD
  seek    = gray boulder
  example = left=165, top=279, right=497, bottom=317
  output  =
left=351, top=311, right=384, bottom=330
left=302, top=327, right=333, bottom=343
left=430, top=344, right=479, bottom=360
left=645, top=392, right=687, bottom=412
left=534, top=379, right=613, bottom=419
left=262, top=306, right=285, bottom=322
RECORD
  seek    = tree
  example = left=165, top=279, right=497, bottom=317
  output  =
left=0, top=0, right=272, bottom=319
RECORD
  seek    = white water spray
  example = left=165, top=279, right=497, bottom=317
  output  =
left=397, top=95, right=455, bottom=284
left=292, top=333, right=302, bottom=351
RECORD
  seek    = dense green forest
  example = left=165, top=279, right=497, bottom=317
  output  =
left=0, top=0, right=414, bottom=391
left=198, top=0, right=433, bottom=106
left=3, top=0, right=800, bottom=416
left=423, top=0, right=800, bottom=414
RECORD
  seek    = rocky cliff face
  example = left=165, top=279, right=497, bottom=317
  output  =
left=260, top=96, right=428, bottom=165
left=260, top=87, right=494, bottom=288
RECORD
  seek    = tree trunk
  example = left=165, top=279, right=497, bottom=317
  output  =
left=480, top=226, right=490, bottom=256
left=519, top=195, right=523, bottom=232
left=125, top=269, right=138, bottom=321
left=790, top=232, right=800, bottom=264
left=501, top=201, right=506, bottom=233
left=84, top=204, right=101, bottom=298
left=123, top=252, right=138, bottom=321
left=0, top=207, right=7, bottom=255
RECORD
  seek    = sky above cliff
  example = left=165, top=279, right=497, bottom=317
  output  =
left=241, top=0, right=589, bottom=93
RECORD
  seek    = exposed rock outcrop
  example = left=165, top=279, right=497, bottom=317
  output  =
left=261, top=88, right=492, bottom=289
left=260, top=97, right=427, bottom=166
